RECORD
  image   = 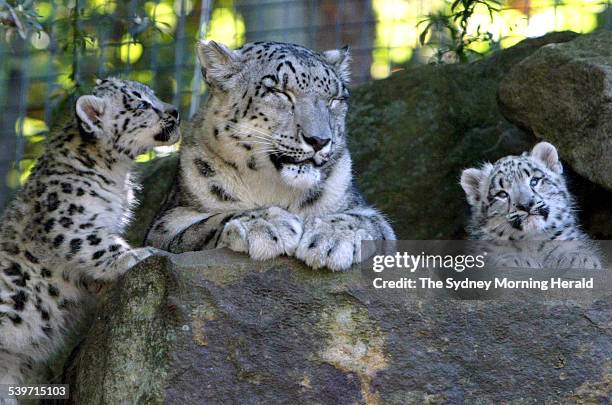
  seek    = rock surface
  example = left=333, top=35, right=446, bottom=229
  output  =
left=499, top=29, right=612, bottom=191
left=64, top=251, right=611, bottom=404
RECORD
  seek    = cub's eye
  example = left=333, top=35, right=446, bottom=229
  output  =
left=329, top=97, right=347, bottom=109
left=135, top=102, right=148, bottom=110
left=530, top=177, right=542, bottom=187
left=495, top=191, right=509, bottom=199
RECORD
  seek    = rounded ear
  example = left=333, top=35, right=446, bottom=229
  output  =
left=76, top=95, right=107, bottom=137
left=322, top=46, right=351, bottom=83
left=531, top=142, right=563, bottom=174
left=196, top=40, right=240, bottom=89
left=461, top=167, right=485, bottom=206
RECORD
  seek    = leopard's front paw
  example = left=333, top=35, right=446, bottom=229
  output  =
left=547, top=253, right=602, bottom=270
left=295, top=216, right=375, bottom=271
left=219, top=207, right=303, bottom=261
left=491, top=253, right=543, bottom=269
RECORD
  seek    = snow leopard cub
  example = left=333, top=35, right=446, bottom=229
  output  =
left=460, top=142, right=602, bottom=269
left=0, top=77, right=179, bottom=395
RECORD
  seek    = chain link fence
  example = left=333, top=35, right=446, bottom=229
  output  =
left=1, top=0, right=611, bottom=210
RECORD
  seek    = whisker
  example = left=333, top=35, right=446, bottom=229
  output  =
left=226, top=122, right=275, bottom=139
left=244, top=134, right=275, bottom=141
left=244, top=140, right=274, bottom=146
left=252, top=147, right=278, bottom=153
left=252, top=150, right=279, bottom=156
left=228, top=131, right=275, bottom=143
left=234, top=134, right=275, bottom=143
left=236, top=131, right=275, bottom=141
left=251, top=146, right=279, bottom=152
left=232, top=140, right=273, bottom=146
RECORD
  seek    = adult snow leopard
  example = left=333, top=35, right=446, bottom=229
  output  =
left=146, top=40, right=395, bottom=270
left=460, top=142, right=602, bottom=269
left=0, top=77, right=179, bottom=397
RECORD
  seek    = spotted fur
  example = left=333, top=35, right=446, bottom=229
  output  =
left=146, top=40, right=395, bottom=271
left=461, top=142, right=602, bottom=269
left=0, top=78, right=180, bottom=393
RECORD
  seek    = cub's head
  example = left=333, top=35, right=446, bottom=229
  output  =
left=75, top=78, right=180, bottom=158
left=461, top=142, right=574, bottom=239
left=196, top=40, right=351, bottom=189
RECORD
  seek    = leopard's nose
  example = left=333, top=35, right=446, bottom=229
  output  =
left=168, top=106, right=179, bottom=120
left=302, top=133, right=330, bottom=152
left=516, top=199, right=535, bottom=212
left=163, top=103, right=179, bottom=121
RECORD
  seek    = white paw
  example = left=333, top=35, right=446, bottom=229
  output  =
left=295, top=216, right=375, bottom=271
left=549, top=253, right=602, bottom=270
left=219, top=207, right=303, bottom=261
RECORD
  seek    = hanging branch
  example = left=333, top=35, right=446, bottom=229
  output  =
left=418, top=0, right=501, bottom=63
left=0, top=0, right=42, bottom=42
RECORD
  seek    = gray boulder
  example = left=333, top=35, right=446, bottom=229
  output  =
left=63, top=251, right=611, bottom=404
left=499, top=29, right=612, bottom=191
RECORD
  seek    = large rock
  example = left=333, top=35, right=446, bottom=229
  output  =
left=64, top=251, right=611, bottom=403
left=498, top=29, right=612, bottom=191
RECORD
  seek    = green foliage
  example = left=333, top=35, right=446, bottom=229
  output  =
left=0, top=0, right=203, bottom=193
left=0, top=0, right=43, bottom=41
left=419, top=0, right=501, bottom=63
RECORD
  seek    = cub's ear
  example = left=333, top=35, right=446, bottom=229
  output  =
left=322, top=46, right=351, bottom=83
left=531, top=142, right=563, bottom=174
left=76, top=95, right=107, bottom=137
left=461, top=167, right=486, bottom=206
left=196, top=40, right=240, bottom=89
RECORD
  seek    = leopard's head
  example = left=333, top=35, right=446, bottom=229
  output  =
left=196, top=40, right=351, bottom=189
left=461, top=142, right=574, bottom=239
left=75, top=77, right=180, bottom=158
